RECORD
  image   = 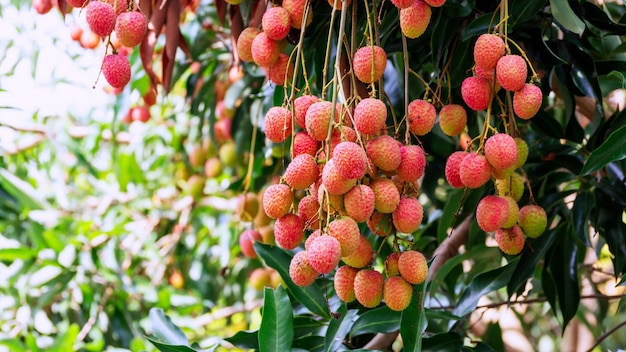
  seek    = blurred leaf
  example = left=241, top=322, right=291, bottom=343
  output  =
left=550, top=0, right=585, bottom=35
left=549, top=228, right=580, bottom=330
left=481, top=323, right=504, bottom=351
left=50, top=324, right=79, bottom=352
left=571, top=191, right=594, bottom=246
left=146, top=339, right=199, bottom=352
left=580, top=2, right=626, bottom=34
left=349, top=306, right=401, bottom=338
left=401, top=281, right=427, bottom=352
left=0, top=247, right=36, bottom=261
left=292, top=335, right=325, bottom=352
left=437, top=188, right=465, bottom=243
left=224, top=330, right=258, bottom=349
left=259, top=286, right=294, bottom=352
left=324, top=305, right=356, bottom=352
left=580, top=125, right=626, bottom=175
left=0, top=339, right=26, bottom=352
left=509, top=0, right=548, bottom=28
left=0, top=168, right=50, bottom=210
left=422, top=332, right=463, bottom=352
left=148, top=308, right=190, bottom=346
left=424, top=308, right=461, bottom=321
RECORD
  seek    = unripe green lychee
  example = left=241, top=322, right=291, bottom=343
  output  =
left=298, top=195, right=320, bottom=230
left=102, top=54, right=131, bottom=89
left=236, top=192, right=260, bottom=222
left=305, top=101, right=336, bottom=141
left=239, top=229, right=262, bottom=258
left=264, top=106, right=292, bottom=143
left=473, top=34, right=505, bottom=70
left=461, top=76, right=491, bottom=111
left=284, top=154, right=319, bottom=190
left=251, top=32, right=280, bottom=67
left=385, top=252, right=400, bottom=277
left=495, top=225, right=525, bottom=255
left=484, top=133, right=518, bottom=171
left=237, top=27, right=261, bottom=63
left=334, top=265, right=358, bottom=302
left=438, top=104, right=467, bottom=136
left=86, top=1, right=116, bottom=37
left=328, top=216, right=360, bottom=256
left=495, top=172, right=525, bottom=202
left=344, top=184, right=375, bottom=223
left=289, top=250, right=319, bottom=286
left=353, top=46, right=387, bottom=84
left=370, top=178, right=401, bottom=213
left=115, top=11, right=147, bottom=47
left=384, top=276, right=413, bottom=311
left=321, top=159, right=357, bottom=195
left=218, top=140, right=237, bottom=167
left=262, top=6, right=291, bottom=40
left=332, top=141, right=367, bottom=179
left=445, top=151, right=469, bottom=188
left=274, top=213, right=304, bottom=250
left=518, top=205, right=547, bottom=238
left=258, top=225, right=275, bottom=244
left=476, top=195, right=510, bottom=233
left=396, top=145, right=426, bottom=182
left=293, top=131, right=319, bottom=157
left=515, top=137, right=529, bottom=168
left=367, top=210, right=394, bottom=237
left=400, top=0, right=432, bottom=39
left=459, top=153, right=492, bottom=189
left=408, top=99, right=436, bottom=135
left=392, top=197, right=423, bottom=233
left=501, top=196, right=520, bottom=229
left=341, top=235, right=373, bottom=268
left=267, top=53, right=294, bottom=86
left=204, top=157, right=223, bottom=178
left=294, top=95, right=319, bottom=129
left=398, top=250, right=428, bottom=285
left=263, top=184, right=294, bottom=219
left=354, top=269, right=384, bottom=308
left=513, top=83, right=542, bottom=119
left=496, top=54, right=527, bottom=92
left=249, top=267, right=271, bottom=291
left=367, top=135, right=401, bottom=171
left=354, top=98, right=388, bottom=135
left=307, top=235, right=342, bottom=274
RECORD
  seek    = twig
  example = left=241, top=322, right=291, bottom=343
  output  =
left=430, top=293, right=626, bottom=311
left=76, top=286, right=114, bottom=343
left=586, top=319, right=626, bottom=352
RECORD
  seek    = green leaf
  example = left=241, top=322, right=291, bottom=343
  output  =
left=422, top=332, right=463, bottom=352
left=324, top=305, right=356, bottom=352
left=148, top=308, right=190, bottom=346
left=424, top=308, right=461, bottom=321
left=259, top=286, right=294, bottom=352
left=292, top=336, right=325, bottom=352
left=453, top=258, right=519, bottom=317
left=0, top=247, right=36, bottom=261
left=349, top=306, right=401, bottom=338
left=293, top=316, right=325, bottom=338
left=50, top=324, right=79, bottom=352
left=580, top=125, right=626, bottom=175
left=146, top=339, right=199, bottom=352
left=224, top=330, right=259, bottom=350
left=437, top=188, right=465, bottom=243
left=0, top=339, right=26, bottom=352
left=255, top=243, right=331, bottom=319
left=481, top=323, right=505, bottom=351
left=400, top=281, right=428, bottom=352
left=550, top=0, right=585, bottom=35
left=571, top=191, right=594, bottom=246
left=549, top=228, right=580, bottom=330
left=0, top=168, right=50, bottom=210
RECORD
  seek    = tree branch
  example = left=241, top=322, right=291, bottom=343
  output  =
left=586, top=319, right=626, bottom=352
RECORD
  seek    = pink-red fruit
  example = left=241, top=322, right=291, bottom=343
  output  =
left=513, top=83, right=542, bottom=119
left=274, top=213, right=304, bottom=250
left=484, top=133, right=518, bottom=171
left=496, top=55, right=528, bottom=92
left=237, top=27, right=261, bottom=62
left=115, top=12, right=147, bottom=47
left=264, top=106, right=292, bottom=143
left=495, top=225, right=525, bottom=255
left=334, top=266, right=358, bottom=302
left=262, top=7, right=291, bottom=40
left=518, top=205, right=547, bottom=238
left=239, top=229, right=262, bottom=258
left=392, top=197, right=424, bottom=233
left=332, top=141, right=367, bottom=179
left=102, top=54, right=131, bottom=89
left=398, top=250, right=428, bottom=284
left=289, top=251, right=318, bottom=286
left=263, top=184, right=294, bottom=219
left=400, top=0, right=432, bottom=39
left=284, top=154, right=319, bottom=190
left=473, top=34, right=505, bottom=70
left=408, top=99, right=436, bottom=135
left=476, top=195, right=510, bottom=233
left=438, top=104, right=467, bottom=136
left=251, top=32, right=279, bottom=67
left=86, top=1, right=116, bottom=37
left=307, top=236, right=342, bottom=274
left=459, top=153, right=492, bottom=188
left=353, top=46, right=387, bottom=84
left=354, top=269, right=384, bottom=308
left=354, top=98, right=387, bottom=135
left=461, top=76, right=491, bottom=111
left=384, top=276, right=413, bottom=311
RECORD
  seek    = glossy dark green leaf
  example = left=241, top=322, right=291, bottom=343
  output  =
left=146, top=339, right=199, bottom=352
left=223, top=330, right=258, bottom=349
left=481, top=322, right=504, bottom=351
left=509, top=0, right=548, bottom=27
left=587, top=108, right=626, bottom=152
left=580, top=125, right=626, bottom=175
left=460, top=13, right=499, bottom=41
left=571, top=191, right=594, bottom=246
left=550, top=0, right=585, bottom=35
left=400, top=281, right=427, bottom=352
left=424, top=308, right=461, bottom=321
left=324, top=305, right=356, bottom=352
left=149, top=308, right=189, bottom=346
left=453, top=258, right=519, bottom=317
left=292, top=335, right=325, bottom=352
left=580, top=2, right=626, bottom=34
left=422, top=332, right=463, bottom=352
left=437, top=188, right=466, bottom=243
left=293, top=316, right=325, bottom=338
left=442, top=0, right=474, bottom=18
left=349, top=306, right=401, bottom=337
left=259, top=286, right=294, bottom=352
left=549, top=228, right=580, bottom=330
left=255, top=243, right=331, bottom=319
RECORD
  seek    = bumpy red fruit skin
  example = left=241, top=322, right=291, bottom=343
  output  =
left=390, top=0, right=413, bottom=9
left=106, top=0, right=128, bottom=16
left=334, top=265, right=359, bottom=302
left=353, top=46, right=387, bottom=84
left=298, top=195, right=320, bottom=230
left=332, top=141, right=367, bottom=179
left=392, top=197, right=424, bottom=233
left=341, top=235, right=373, bottom=268
left=66, top=0, right=87, bottom=8
left=354, top=98, right=387, bottom=135
left=445, top=151, right=469, bottom=188
left=367, top=135, right=401, bottom=171
left=473, top=34, right=505, bottom=70
left=284, top=154, right=319, bottom=190
left=400, top=0, right=431, bottom=39
left=294, top=95, right=319, bottom=129
left=385, top=252, right=400, bottom=277
left=398, top=250, right=428, bottom=285
left=344, top=184, right=375, bottom=223
left=518, top=205, right=547, bottom=238
left=367, top=211, right=394, bottom=237
left=461, top=76, right=491, bottom=111
left=115, top=12, right=147, bottom=47
left=354, top=269, right=384, bottom=308
left=513, top=83, right=542, bottom=119
left=484, top=133, right=518, bottom=171
left=102, top=54, right=131, bottom=89
left=370, top=178, right=401, bottom=213
left=274, top=213, right=305, bottom=250
left=239, top=229, right=262, bottom=258
left=476, top=195, right=510, bottom=233
left=495, top=225, right=525, bottom=255
left=290, top=251, right=319, bottom=286
left=496, top=55, right=528, bottom=92
left=263, top=184, right=294, bottom=219
left=293, top=131, right=319, bottom=157
left=328, top=216, right=360, bottom=256
left=384, top=276, right=413, bottom=311
left=267, top=53, right=294, bottom=86
left=424, top=0, right=444, bottom=6
left=308, top=236, right=342, bottom=274
left=262, top=6, right=291, bottom=40
left=306, top=101, right=336, bottom=141
left=321, top=159, right=356, bottom=195
left=282, top=0, right=311, bottom=29
left=408, top=99, right=436, bottom=135
left=304, top=229, right=322, bottom=250
left=397, top=145, right=426, bottom=182
left=459, top=153, right=492, bottom=189
left=264, top=106, right=292, bottom=143
left=86, top=1, right=116, bottom=37
left=251, top=32, right=279, bottom=67
left=237, top=27, right=261, bottom=63
left=439, top=104, right=467, bottom=136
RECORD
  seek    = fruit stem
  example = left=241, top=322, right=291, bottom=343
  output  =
left=362, top=0, right=377, bottom=96
left=321, top=0, right=340, bottom=100
left=402, top=33, right=410, bottom=145
left=242, top=115, right=258, bottom=192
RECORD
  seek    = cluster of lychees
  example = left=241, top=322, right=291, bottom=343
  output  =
left=391, top=0, right=443, bottom=39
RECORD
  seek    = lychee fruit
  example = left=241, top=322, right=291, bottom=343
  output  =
left=424, top=0, right=445, bottom=6
left=438, top=104, right=467, bottom=136
left=263, top=106, right=293, bottom=143
left=353, top=46, right=387, bottom=84
left=501, top=196, right=520, bottom=229
left=102, top=54, right=131, bottom=89
left=344, top=184, right=375, bottom=223
left=354, top=269, right=384, bottom=308
left=258, top=225, right=275, bottom=244
left=293, top=131, right=319, bottom=157
left=317, top=184, right=346, bottom=214
left=66, top=0, right=87, bottom=8
left=367, top=211, right=394, bottom=237
left=329, top=126, right=357, bottom=154
left=459, top=153, right=492, bottom=189
left=274, top=213, right=305, bottom=250
left=518, top=205, right=547, bottom=238
left=328, top=216, right=360, bottom=256
left=305, top=101, right=336, bottom=141
left=354, top=98, right=387, bottom=135
left=251, top=32, right=280, bottom=67
left=445, top=151, right=469, bottom=188
left=370, top=178, right=401, bottom=213
left=495, top=225, right=525, bottom=255
left=476, top=195, right=510, bottom=233
left=297, top=194, right=320, bottom=229
left=484, top=133, right=518, bottom=171
left=239, top=229, right=262, bottom=258
left=475, top=65, right=496, bottom=85
left=400, top=0, right=432, bottom=39
left=341, top=235, right=373, bottom=268
left=392, top=197, right=424, bottom=234
left=384, top=276, right=413, bottom=311
left=304, top=229, right=322, bottom=250
left=385, top=252, right=400, bottom=277
left=473, top=34, right=505, bottom=70
left=115, top=11, right=147, bottom=47
left=515, top=137, right=529, bottom=168
left=249, top=267, right=271, bottom=290
left=237, top=27, right=261, bottom=63
left=496, top=54, right=528, bottom=92
left=332, top=141, right=367, bottom=179
left=408, top=99, right=436, bottom=135
left=307, top=235, right=342, bottom=274
left=294, top=95, right=319, bottom=129
left=284, top=154, right=319, bottom=190
left=263, top=184, right=294, bottom=219
left=289, top=250, right=319, bottom=286
left=262, top=6, right=291, bottom=40
left=86, top=1, right=116, bottom=37
left=334, top=265, right=358, bottom=302
left=106, top=0, right=128, bottom=16
left=366, top=135, right=401, bottom=171
left=282, top=0, right=311, bottom=29
left=396, top=145, right=426, bottom=182
left=321, top=159, right=357, bottom=195
left=390, top=0, right=413, bottom=9
left=495, top=172, right=524, bottom=202
left=235, top=192, right=260, bottom=222
left=398, top=250, right=428, bottom=285
left=461, top=76, right=491, bottom=111
left=513, top=83, right=542, bottom=119
left=268, top=53, right=294, bottom=86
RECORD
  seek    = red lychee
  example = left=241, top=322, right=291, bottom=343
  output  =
left=86, top=1, right=116, bottom=37
left=367, top=211, right=394, bottom=237
left=334, top=265, right=358, bottom=302
left=476, top=195, right=510, bottom=233
left=102, top=54, right=131, bottom=89
left=392, top=197, right=423, bottom=233
left=445, top=151, right=469, bottom=188
left=484, top=133, right=518, bottom=171
left=366, top=135, right=401, bottom=171
left=267, top=53, right=294, bottom=86
left=284, top=154, right=318, bottom=190
left=396, top=145, right=426, bottom=182
left=513, top=83, right=542, bottom=119
left=473, top=34, right=505, bottom=70
left=239, top=229, right=262, bottom=258
left=262, top=6, right=291, bottom=40
left=518, top=205, right=547, bottom=238
left=321, top=159, right=357, bottom=195
left=353, top=46, right=387, bottom=84
left=408, top=99, right=436, bottom=136
left=385, top=252, right=400, bottom=277
left=354, top=98, right=387, bottom=135
left=495, top=225, right=525, bottom=255
left=115, top=11, right=147, bottom=47
left=341, top=235, right=373, bottom=268
left=297, top=195, right=320, bottom=230
left=237, top=27, right=261, bottom=63
left=251, top=32, right=280, bottom=67
left=274, top=213, right=305, bottom=250
left=305, top=101, right=336, bottom=141
left=332, top=141, right=367, bottom=179
left=400, top=0, right=432, bottom=39
left=264, top=106, right=292, bottom=143
left=294, top=95, right=319, bottom=129
left=328, top=216, right=360, bottom=256
left=390, top=0, right=413, bottom=8
left=398, top=250, right=428, bottom=285
left=282, top=0, right=311, bottom=29
left=354, top=269, right=384, bottom=308
left=438, top=104, right=467, bottom=136
left=496, top=54, right=528, bottom=92
left=370, top=178, right=401, bottom=213
left=289, top=250, right=318, bottom=286
left=344, top=184, right=375, bottom=223
left=307, top=235, right=342, bottom=274
left=461, top=76, right=491, bottom=111
left=384, top=276, right=413, bottom=311
left=293, top=131, right=319, bottom=157
left=263, top=184, right=294, bottom=219
left=459, top=153, right=492, bottom=189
